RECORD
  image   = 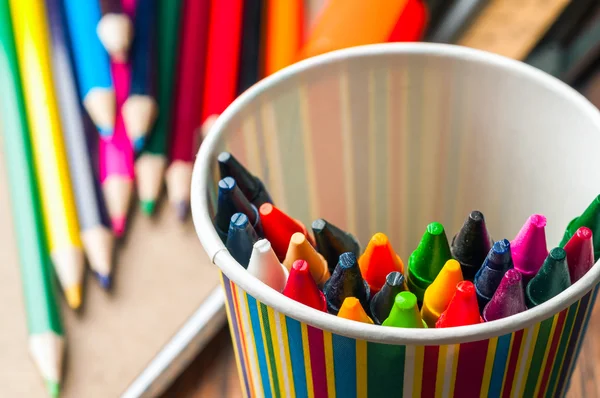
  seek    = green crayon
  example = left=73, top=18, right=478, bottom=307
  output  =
left=382, top=291, right=427, bottom=328
left=560, top=194, right=600, bottom=261
left=406, top=222, right=453, bottom=302
left=526, top=248, right=571, bottom=307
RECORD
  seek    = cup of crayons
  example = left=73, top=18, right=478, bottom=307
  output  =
left=192, top=44, right=600, bottom=397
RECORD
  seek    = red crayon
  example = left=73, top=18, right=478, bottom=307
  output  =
left=358, top=233, right=404, bottom=294
left=436, top=281, right=483, bottom=328
left=283, top=260, right=327, bottom=312
left=563, top=227, right=595, bottom=283
left=387, top=0, right=428, bottom=42
left=259, top=203, right=313, bottom=260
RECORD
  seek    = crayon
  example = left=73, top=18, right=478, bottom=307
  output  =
left=0, top=1, right=65, bottom=392
left=421, top=259, right=464, bottom=328
left=218, top=152, right=273, bottom=208
left=382, top=291, right=427, bottom=328
left=214, top=177, right=262, bottom=242
left=482, top=269, right=527, bottom=322
left=11, top=0, right=85, bottom=309
left=283, top=233, right=330, bottom=286
left=247, top=239, right=289, bottom=292
left=526, top=247, right=571, bottom=307
left=264, top=0, right=304, bottom=75
left=369, top=272, right=407, bottom=325
left=474, top=239, right=514, bottom=312
left=122, top=0, right=158, bottom=151
left=358, top=233, right=404, bottom=294
left=312, top=218, right=361, bottom=275
left=226, top=213, right=259, bottom=269
left=63, top=0, right=116, bottom=136
left=46, top=0, right=115, bottom=289
left=259, top=203, right=312, bottom=260
left=387, top=0, right=428, bottom=42
left=560, top=194, right=600, bottom=261
left=563, top=227, right=595, bottom=283
left=337, top=297, right=374, bottom=324
left=283, top=260, right=327, bottom=312
left=436, top=281, right=483, bottom=328
left=166, top=0, right=210, bottom=220
left=323, top=252, right=370, bottom=315
left=135, top=0, right=183, bottom=215
left=97, top=0, right=133, bottom=61
left=511, top=214, right=549, bottom=284
left=237, top=0, right=263, bottom=94
left=450, top=210, right=494, bottom=280
left=406, top=222, right=452, bottom=303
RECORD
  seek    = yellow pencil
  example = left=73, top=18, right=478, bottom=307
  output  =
left=10, top=0, right=85, bottom=309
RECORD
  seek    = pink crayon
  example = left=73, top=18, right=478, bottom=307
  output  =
left=511, top=214, right=549, bottom=284
left=563, top=227, right=595, bottom=283
left=483, top=269, right=527, bottom=322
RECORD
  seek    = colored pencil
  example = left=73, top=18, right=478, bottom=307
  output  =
left=136, top=0, right=183, bottom=215
left=264, top=0, right=303, bottom=75
left=201, top=0, right=244, bottom=127
left=10, top=0, right=85, bottom=310
left=97, top=0, right=133, bottom=61
left=122, top=0, right=158, bottom=151
left=46, top=0, right=115, bottom=289
left=237, top=0, right=263, bottom=94
left=62, top=0, right=116, bottom=137
left=166, top=0, right=210, bottom=221
left=0, top=1, right=65, bottom=395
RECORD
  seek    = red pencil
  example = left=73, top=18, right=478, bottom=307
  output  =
left=201, top=0, right=244, bottom=131
left=387, top=0, right=428, bottom=42
left=165, top=0, right=211, bottom=220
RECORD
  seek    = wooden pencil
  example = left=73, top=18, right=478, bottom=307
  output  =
left=136, top=0, right=183, bottom=215
left=165, top=0, right=210, bottom=221
left=97, top=0, right=133, bottom=61
left=10, top=0, right=85, bottom=308
left=63, top=0, right=116, bottom=137
left=237, top=0, right=263, bottom=94
left=46, top=0, right=115, bottom=289
left=122, top=0, right=158, bottom=151
left=0, top=1, right=65, bottom=395
left=264, top=0, right=303, bottom=75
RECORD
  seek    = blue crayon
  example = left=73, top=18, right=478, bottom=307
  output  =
left=323, top=252, right=370, bottom=315
left=214, top=177, right=263, bottom=242
left=474, top=239, right=514, bottom=312
left=62, top=0, right=115, bottom=136
left=226, top=213, right=259, bottom=268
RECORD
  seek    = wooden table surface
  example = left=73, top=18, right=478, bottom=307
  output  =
left=161, top=301, right=600, bottom=398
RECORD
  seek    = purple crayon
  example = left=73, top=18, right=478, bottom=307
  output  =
left=511, top=214, right=549, bottom=284
left=482, top=269, right=527, bottom=322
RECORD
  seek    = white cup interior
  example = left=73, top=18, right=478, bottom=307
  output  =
left=192, top=43, right=600, bottom=344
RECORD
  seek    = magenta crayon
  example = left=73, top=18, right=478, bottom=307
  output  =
left=511, top=214, right=549, bottom=284
left=563, top=227, right=595, bottom=283
left=482, top=269, right=527, bottom=322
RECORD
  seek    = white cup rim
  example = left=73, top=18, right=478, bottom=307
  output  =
left=191, top=43, right=600, bottom=345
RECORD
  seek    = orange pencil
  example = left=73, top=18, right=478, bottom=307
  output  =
left=264, top=0, right=303, bottom=75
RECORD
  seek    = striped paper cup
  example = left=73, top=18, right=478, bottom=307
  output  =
left=191, top=44, right=600, bottom=397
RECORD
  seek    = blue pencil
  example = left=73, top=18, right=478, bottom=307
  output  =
left=62, top=0, right=116, bottom=137
left=47, top=0, right=115, bottom=289
left=122, top=0, right=158, bottom=151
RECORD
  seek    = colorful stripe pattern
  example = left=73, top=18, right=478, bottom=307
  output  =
left=221, top=274, right=598, bottom=398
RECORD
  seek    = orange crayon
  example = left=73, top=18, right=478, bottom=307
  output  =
left=421, top=259, right=464, bottom=327
left=337, top=297, right=374, bottom=324
left=283, top=232, right=330, bottom=286
left=358, top=233, right=404, bottom=294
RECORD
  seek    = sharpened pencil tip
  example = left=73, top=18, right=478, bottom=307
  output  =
left=174, top=201, right=189, bottom=222
left=98, top=127, right=113, bottom=138
left=133, top=137, right=145, bottom=152
left=64, top=285, right=82, bottom=309
left=140, top=200, right=156, bottom=216
left=94, top=272, right=112, bottom=290
left=46, top=380, right=60, bottom=398
left=111, top=217, right=127, bottom=237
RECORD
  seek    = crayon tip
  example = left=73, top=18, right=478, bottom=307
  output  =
left=64, top=285, right=82, bottom=310
left=226, top=213, right=259, bottom=268
left=283, top=260, right=327, bottom=311
left=511, top=214, right=548, bottom=282
left=382, top=291, right=427, bottom=328
left=451, top=210, right=493, bottom=280
left=94, top=272, right=112, bottom=290
left=526, top=247, right=571, bottom=307
left=560, top=195, right=600, bottom=260
left=312, top=218, right=361, bottom=274
left=564, top=227, right=595, bottom=283
left=421, top=259, right=464, bottom=327
left=436, top=281, right=483, bottom=328
left=338, top=297, right=374, bottom=324
left=247, top=239, right=289, bottom=292
left=370, top=271, right=407, bottom=324
left=283, top=233, right=329, bottom=286
left=46, top=380, right=60, bottom=398
left=474, top=239, right=514, bottom=311
left=483, top=269, right=527, bottom=322
left=140, top=200, right=156, bottom=216
left=358, top=233, right=404, bottom=294
left=175, top=201, right=189, bottom=221
left=218, top=152, right=272, bottom=207
left=324, top=252, right=370, bottom=314
left=111, top=216, right=127, bottom=237
left=407, top=222, right=452, bottom=302
left=133, top=137, right=146, bottom=152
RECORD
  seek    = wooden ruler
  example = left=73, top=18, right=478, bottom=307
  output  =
left=457, top=0, right=571, bottom=60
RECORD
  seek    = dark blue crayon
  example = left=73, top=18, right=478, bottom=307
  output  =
left=369, top=271, right=408, bottom=325
left=214, top=177, right=262, bottom=242
left=323, top=252, right=370, bottom=315
left=226, top=213, right=259, bottom=268
left=312, top=218, right=361, bottom=275
left=474, top=239, right=514, bottom=312
left=218, top=152, right=273, bottom=208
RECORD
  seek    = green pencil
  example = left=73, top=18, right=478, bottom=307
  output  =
left=0, top=1, right=64, bottom=397
left=135, top=0, right=183, bottom=215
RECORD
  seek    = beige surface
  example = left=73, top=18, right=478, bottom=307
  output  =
left=0, top=144, right=219, bottom=397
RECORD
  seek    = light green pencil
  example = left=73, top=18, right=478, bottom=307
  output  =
left=0, top=1, right=64, bottom=396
